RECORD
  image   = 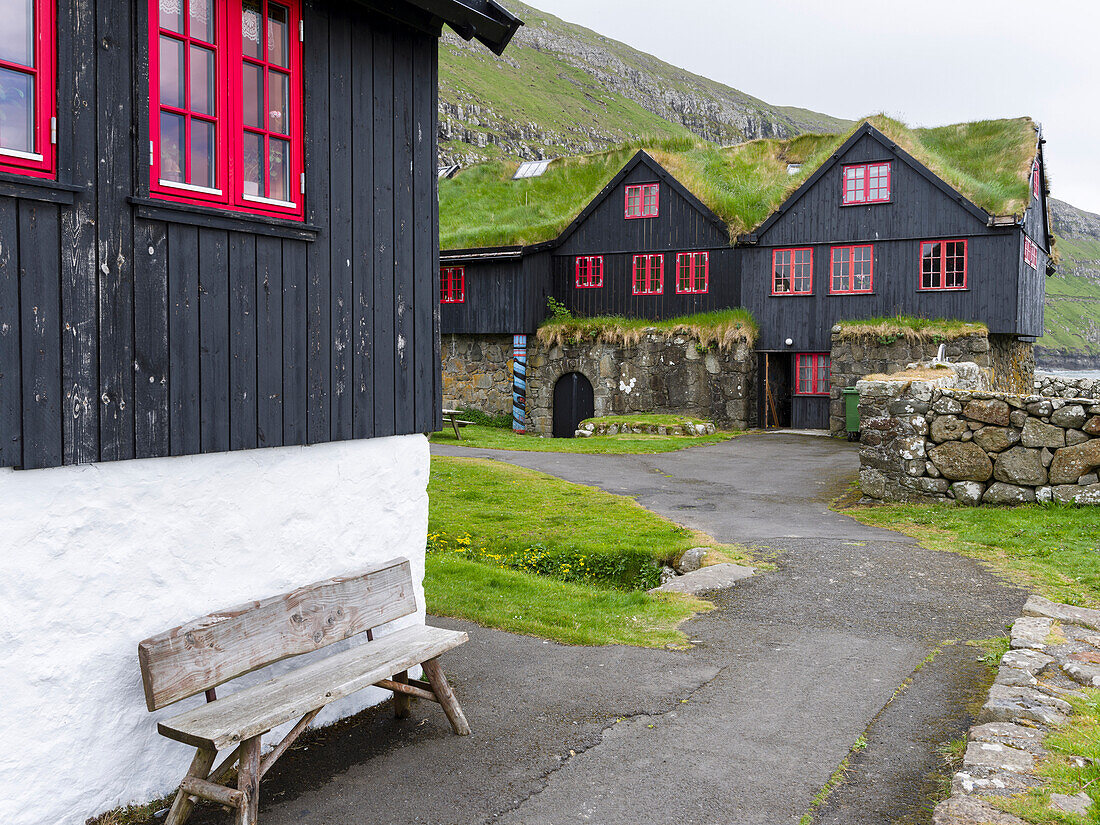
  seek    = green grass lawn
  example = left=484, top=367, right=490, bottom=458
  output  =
left=426, top=456, right=748, bottom=646
left=843, top=503, right=1100, bottom=606
left=584, top=413, right=708, bottom=427
left=431, top=424, right=738, bottom=454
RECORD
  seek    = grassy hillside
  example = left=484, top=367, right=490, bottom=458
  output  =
left=1038, top=200, right=1100, bottom=363
left=438, top=1, right=851, bottom=165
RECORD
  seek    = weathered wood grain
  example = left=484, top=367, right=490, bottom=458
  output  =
left=165, top=747, right=217, bottom=825
left=237, top=736, right=261, bottom=825
left=179, top=775, right=244, bottom=808
left=421, top=657, right=471, bottom=736
left=157, top=623, right=467, bottom=749
left=138, top=558, right=418, bottom=710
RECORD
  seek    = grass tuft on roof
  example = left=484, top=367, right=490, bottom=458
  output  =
left=835, top=315, right=988, bottom=342
left=537, top=308, right=758, bottom=350
left=439, top=116, right=1039, bottom=250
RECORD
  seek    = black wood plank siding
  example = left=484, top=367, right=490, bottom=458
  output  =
left=0, top=0, right=441, bottom=470
left=744, top=132, right=1029, bottom=352
left=439, top=250, right=552, bottom=334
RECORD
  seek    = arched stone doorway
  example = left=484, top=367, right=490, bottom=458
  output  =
left=553, top=372, right=594, bottom=438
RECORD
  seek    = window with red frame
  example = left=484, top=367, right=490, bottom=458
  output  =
left=575, top=256, right=603, bottom=288
left=795, top=353, right=830, bottom=396
left=625, top=183, right=658, bottom=219
left=675, top=252, right=708, bottom=294
left=1032, top=161, right=1040, bottom=199
left=772, top=248, right=813, bottom=295
left=440, top=266, right=464, bottom=304
left=632, top=254, right=663, bottom=295
left=830, top=245, right=873, bottom=294
left=920, top=240, right=967, bottom=290
left=842, top=162, right=891, bottom=205
left=0, top=0, right=56, bottom=178
left=1024, top=237, right=1038, bottom=269
left=149, top=0, right=304, bottom=219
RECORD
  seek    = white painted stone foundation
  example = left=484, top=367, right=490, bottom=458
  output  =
left=0, top=435, right=430, bottom=825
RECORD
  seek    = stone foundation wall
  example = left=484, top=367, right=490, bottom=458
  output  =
left=526, top=334, right=756, bottom=435
left=441, top=334, right=514, bottom=416
left=1035, top=372, right=1100, bottom=400
left=828, top=331, right=994, bottom=435
left=858, top=379, right=1100, bottom=505
left=990, top=334, right=1036, bottom=395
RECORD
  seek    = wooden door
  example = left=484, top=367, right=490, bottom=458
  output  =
left=553, top=372, right=594, bottom=438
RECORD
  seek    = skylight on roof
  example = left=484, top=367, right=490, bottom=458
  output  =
left=438, top=164, right=461, bottom=180
left=513, top=160, right=551, bottom=180
left=786, top=163, right=803, bottom=176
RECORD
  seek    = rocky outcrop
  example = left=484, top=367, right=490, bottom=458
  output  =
left=935, top=597, right=1100, bottom=823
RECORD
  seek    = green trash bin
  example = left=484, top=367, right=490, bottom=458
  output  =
left=843, top=387, right=860, bottom=442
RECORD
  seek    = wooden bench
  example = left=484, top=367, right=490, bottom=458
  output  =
left=138, top=558, right=469, bottom=825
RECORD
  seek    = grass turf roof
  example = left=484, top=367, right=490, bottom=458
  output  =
left=439, top=116, right=1039, bottom=250
left=537, top=308, right=758, bottom=350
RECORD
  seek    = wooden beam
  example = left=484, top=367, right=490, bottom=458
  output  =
left=392, top=670, right=412, bottom=718
left=207, top=744, right=242, bottom=786
left=259, top=708, right=322, bottom=779
left=236, top=736, right=261, bottom=825
left=165, top=747, right=217, bottom=825
left=378, top=674, right=437, bottom=704
left=421, top=657, right=471, bottom=736
left=179, top=777, right=245, bottom=809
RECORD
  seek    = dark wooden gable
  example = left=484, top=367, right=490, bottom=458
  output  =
left=749, top=124, right=993, bottom=248
left=554, top=151, right=729, bottom=256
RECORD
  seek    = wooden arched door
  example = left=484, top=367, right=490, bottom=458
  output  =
left=553, top=372, right=594, bottom=438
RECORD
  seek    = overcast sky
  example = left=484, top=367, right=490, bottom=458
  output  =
left=529, top=0, right=1100, bottom=214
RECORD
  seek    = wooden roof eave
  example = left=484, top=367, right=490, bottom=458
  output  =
left=748, top=122, right=995, bottom=243
left=356, top=0, right=522, bottom=54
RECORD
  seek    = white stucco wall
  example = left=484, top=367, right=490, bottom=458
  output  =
left=0, top=435, right=430, bottom=825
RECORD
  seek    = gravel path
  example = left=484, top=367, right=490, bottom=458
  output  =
left=250, top=434, right=1022, bottom=825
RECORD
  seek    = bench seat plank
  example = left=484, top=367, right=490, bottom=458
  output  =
left=158, top=624, right=467, bottom=750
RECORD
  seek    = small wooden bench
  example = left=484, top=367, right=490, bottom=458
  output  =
left=138, top=558, right=469, bottom=825
left=441, top=408, right=475, bottom=440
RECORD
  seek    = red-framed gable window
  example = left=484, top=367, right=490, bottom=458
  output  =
left=795, top=353, right=830, bottom=396
left=632, top=253, right=663, bottom=295
left=842, top=162, right=891, bottom=205
left=148, top=0, right=305, bottom=219
left=675, top=252, right=708, bottom=294
left=440, top=266, right=464, bottom=304
left=1024, top=237, right=1038, bottom=269
left=772, top=248, right=813, bottom=295
left=575, top=255, right=603, bottom=288
left=1032, top=161, right=1040, bottom=200
left=920, top=239, right=967, bottom=290
left=830, top=245, right=873, bottom=294
left=625, top=183, right=659, bottom=219
left=0, top=0, right=56, bottom=179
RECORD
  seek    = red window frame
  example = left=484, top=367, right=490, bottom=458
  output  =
left=440, top=266, right=465, bottom=304
left=625, top=183, right=659, bottom=219
left=574, top=255, right=604, bottom=288
left=675, top=252, right=709, bottom=294
left=771, top=248, right=813, bottom=295
left=829, top=245, right=874, bottom=294
left=632, top=253, right=664, bottom=295
left=0, top=0, right=56, bottom=178
left=795, top=353, right=830, bottom=396
left=842, top=162, right=891, bottom=205
left=148, top=0, right=305, bottom=219
left=1032, top=161, right=1040, bottom=199
left=919, top=239, right=967, bottom=291
left=1024, top=237, right=1038, bottom=269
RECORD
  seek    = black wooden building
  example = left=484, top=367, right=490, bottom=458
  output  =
left=739, top=122, right=1051, bottom=428
left=0, top=0, right=519, bottom=470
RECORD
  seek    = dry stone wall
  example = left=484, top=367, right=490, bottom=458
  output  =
left=859, top=379, right=1100, bottom=505
left=441, top=334, right=514, bottom=416
left=526, top=334, right=756, bottom=435
left=1035, top=371, right=1100, bottom=400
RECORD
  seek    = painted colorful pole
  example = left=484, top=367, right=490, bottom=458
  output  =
left=512, top=334, right=527, bottom=434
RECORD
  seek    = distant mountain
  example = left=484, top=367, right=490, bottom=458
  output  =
left=1038, top=200, right=1100, bottom=369
left=438, top=1, right=852, bottom=165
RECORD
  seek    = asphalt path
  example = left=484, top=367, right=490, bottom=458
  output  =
left=249, top=433, right=1023, bottom=825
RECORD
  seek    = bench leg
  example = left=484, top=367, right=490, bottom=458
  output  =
left=393, top=670, right=412, bottom=719
left=421, top=657, right=471, bottom=736
left=165, top=747, right=217, bottom=825
left=236, top=735, right=262, bottom=825
left=451, top=417, right=461, bottom=440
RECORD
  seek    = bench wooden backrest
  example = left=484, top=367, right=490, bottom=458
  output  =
left=138, top=558, right=418, bottom=711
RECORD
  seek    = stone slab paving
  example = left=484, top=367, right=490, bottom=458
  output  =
left=935, top=597, right=1100, bottom=823
left=230, top=434, right=1024, bottom=825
